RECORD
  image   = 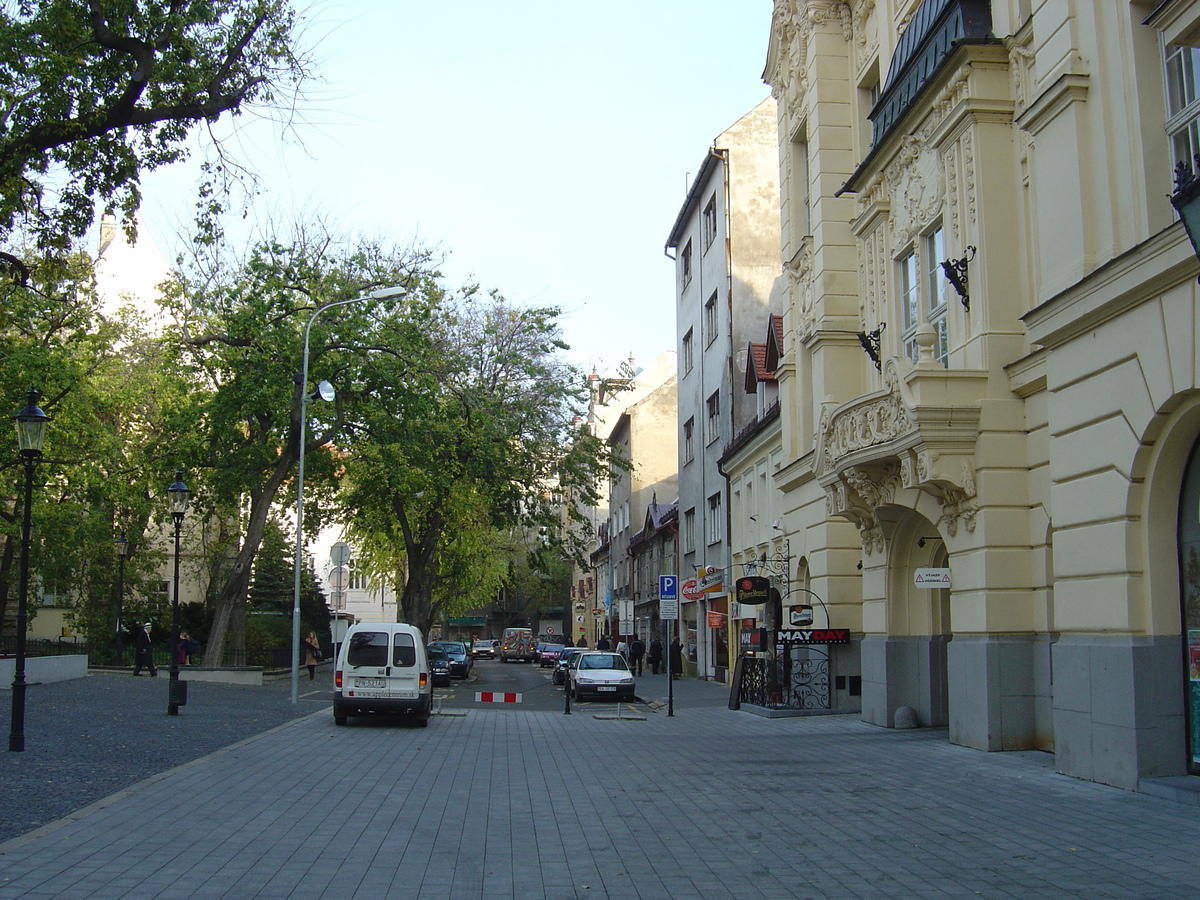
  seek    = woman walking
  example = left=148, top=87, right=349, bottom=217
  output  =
left=302, top=631, right=322, bottom=681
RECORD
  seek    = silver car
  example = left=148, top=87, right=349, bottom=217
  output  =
left=567, top=651, right=636, bottom=701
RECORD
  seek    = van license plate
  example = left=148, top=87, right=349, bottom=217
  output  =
left=357, top=678, right=386, bottom=688
left=599, top=686, right=616, bottom=691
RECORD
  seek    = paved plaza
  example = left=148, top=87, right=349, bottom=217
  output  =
left=0, top=671, right=1197, bottom=899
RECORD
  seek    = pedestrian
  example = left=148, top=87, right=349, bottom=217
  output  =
left=647, top=637, right=663, bottom=674
left=576, top=635, right=587, bottom=648
left=629, top=634, right=645, bottom=676
left=596, top=634, right=611, bottom=651
left=615, top=637, right=628, bottom=662
left=133, top=622, right=157, bottom=677
left=175, top=631, right=191, bottom=666
left=301, top=631, right=322, bottom=681
left=669, top=636, right=683, bottom=679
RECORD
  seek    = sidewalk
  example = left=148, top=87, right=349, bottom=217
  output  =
left=1, top=672, right=1198, bottom=899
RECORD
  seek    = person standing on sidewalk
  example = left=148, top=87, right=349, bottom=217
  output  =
left=133, top=623, right=157, bottom=677
left=669, top=636, right=683, bottom=679
left=629, top=635, right=645, bottom=676
left=647, top=637, right=663, bottom=674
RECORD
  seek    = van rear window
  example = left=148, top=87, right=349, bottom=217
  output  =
left=393, top=633, right=416, bottom=667
left=347, top=632, right=388, bottom=667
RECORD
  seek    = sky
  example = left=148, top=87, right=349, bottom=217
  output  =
left=137, top=1, right=776, bottom=376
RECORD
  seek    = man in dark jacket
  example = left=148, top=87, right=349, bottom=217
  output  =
left=133, top=622, right=157, bottom=677
left=628, top=635, right=646, bottom=676
left=647, top=637, right=663, bottom=674
left=669, top=637, right=683, bottom=679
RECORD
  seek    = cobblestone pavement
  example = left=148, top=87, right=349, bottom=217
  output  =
left=0, top=669, right=330, bottom=843
left=1, top=672, right=1198, bottom=899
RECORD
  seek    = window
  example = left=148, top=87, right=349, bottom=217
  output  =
left=925, top=227, right=948, bottom=366
left=683, top=417, right=695, bottom=463
left=704, top=291, right=719, bottom=345
left=789, top=131, right=810, bottom=242
left=703, top=194, right=718, bottom=249
left=1166, top=44, right=1200, bottom=171
left=684, top=508, right=696, bottom=553
left=706, top=391, right=720, bottom=444
left=681, top=240, right=693, bottom=288
left=899, top=249, right=919, bottom=362
left=682, top=328, right=694, bottom=374
left=707, top=492, right=723, bottom=544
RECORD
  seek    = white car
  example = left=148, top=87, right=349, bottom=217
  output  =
left=567, top=651, right=636, bottom=701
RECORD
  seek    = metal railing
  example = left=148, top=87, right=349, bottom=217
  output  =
left=0, top=638, right=294, bottom=670
left=736, top=651, right=831, bottom=710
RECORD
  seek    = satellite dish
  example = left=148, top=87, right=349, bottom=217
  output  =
left=314, top=380, right=335, bottom=402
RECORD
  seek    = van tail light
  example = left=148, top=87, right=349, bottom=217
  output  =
left=420, top=672, right=428, bottom=688
left=335, top=669, right=343, bottom=689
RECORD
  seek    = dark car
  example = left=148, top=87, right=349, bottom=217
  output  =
left=429, top=641, right=472, bottom=678
left=553, top=647, right=584, bottom=685
left=538, top=643, right=566, bottom=668
left=426, top=646, right=453, bottom=686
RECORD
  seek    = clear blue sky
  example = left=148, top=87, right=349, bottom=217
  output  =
left=140, top=1, right=775, bottom=374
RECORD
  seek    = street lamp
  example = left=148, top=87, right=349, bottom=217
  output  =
left=9, top=388, right=49, bottom=752
left=167, top=471, right=189, bottom=716
left=291, top=286, right=407, bottom=704
left=114, top=530, right=129, bottom=663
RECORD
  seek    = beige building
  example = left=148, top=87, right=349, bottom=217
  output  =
left=756, top=0, right=1200, bottom=794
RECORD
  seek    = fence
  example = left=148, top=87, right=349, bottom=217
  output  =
left=0, top=638, right=295, bottom=670
left=735, top=649, right=831, bottom=710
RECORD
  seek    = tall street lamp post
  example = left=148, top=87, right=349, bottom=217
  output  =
left=167, top=472, right=189, bottom=716
left=8, top=389, right=49, bottom=753
left=114, top=530, right=129, bottom=664
left=291, top=286, right=406, bottom=705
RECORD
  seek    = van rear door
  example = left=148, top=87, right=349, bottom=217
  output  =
left=343, top=630, right=422, bottom=700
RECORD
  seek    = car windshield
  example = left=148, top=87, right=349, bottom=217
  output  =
left=580, top=654, right=626, bottom=670
left=428, top=648, right=449, bottom=661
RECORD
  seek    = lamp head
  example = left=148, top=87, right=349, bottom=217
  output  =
left=168, top=470, right=189, bottom=521
left=13, top=388, right=49, bottom=457
left=116, top=530, right=130, bottom=557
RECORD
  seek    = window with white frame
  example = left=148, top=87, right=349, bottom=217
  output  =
left=681, top=240, right=693, bottom=288
left=1166, top=44, right=1200, bottom=172
left=704, top=291, right=719, bottom=345
left=682, top=328, right=694, bottom=374
left=899, top=249, right=919, bottom=363
left=706, top=391, right=720, bottom=444
left=703, top=194, right=718, bottom=249
left=925, top=226, right=948, bottom=365
left=684, top=507, right=696, bottom=553
left=707, top=492, right=723, bottom=544
left=683, top=417, right=695, bottom=463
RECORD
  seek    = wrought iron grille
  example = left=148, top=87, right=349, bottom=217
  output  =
left=737, top=649, right=831, bottom=710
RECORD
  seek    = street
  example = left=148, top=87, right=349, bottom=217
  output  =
left=1, top=671, right=1198, bottom=899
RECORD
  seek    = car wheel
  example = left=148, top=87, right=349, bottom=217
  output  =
left=334, top=713, right=347, bottom=726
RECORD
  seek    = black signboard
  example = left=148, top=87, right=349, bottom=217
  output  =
left=736, top=575, right=770, bottom=605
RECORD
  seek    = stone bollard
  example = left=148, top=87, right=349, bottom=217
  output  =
left=894, top=706, right=919, bottom=729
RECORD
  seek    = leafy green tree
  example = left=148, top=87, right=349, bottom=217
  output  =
left=0, top=0, right=310, bottom=279
left=248, top=518, right=291, bottom=613
left=338, top=290, right=613, bottom=636
left=161, top=224, right=440, bottom=664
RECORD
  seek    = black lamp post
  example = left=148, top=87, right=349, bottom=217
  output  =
left=114, top=531, right=129, bottom=664
left=167, top=472, right=189, bottom=716
left=9, top=388, right=49, bottom=752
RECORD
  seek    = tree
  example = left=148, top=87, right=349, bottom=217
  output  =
left=161, top=224, right=440, bottom=664
left=0, top=0, right=310, bottom=280
left=338, top=290, right=613, bottom=636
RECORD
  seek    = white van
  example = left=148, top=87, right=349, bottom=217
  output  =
left=333, top=622, right=432, bottom=727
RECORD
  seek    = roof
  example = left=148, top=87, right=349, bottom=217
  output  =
left=665, top=149, right=724, bottom=251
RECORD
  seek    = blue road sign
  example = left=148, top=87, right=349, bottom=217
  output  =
left=659, top=575, right=677, bottom=599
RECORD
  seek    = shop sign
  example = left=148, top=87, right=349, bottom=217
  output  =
left=914, top=567, right=951, bottom=586
left=776, top=629, right=850, bottom=645
left=707, top=610, right=726, bottom=628
left=736, top=575, right=770, bottom=604
left=697, top=565, right=725, bottom=593
left=787, top=605, right=814, bottom=627
left=681, top=578, right=702, bottom=602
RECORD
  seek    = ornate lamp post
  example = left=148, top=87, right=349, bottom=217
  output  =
left=114, top=530, right=129, bottom=663
left=167, top=472, right=189, bottom=716
left=9, top=389, right=49, bottom=752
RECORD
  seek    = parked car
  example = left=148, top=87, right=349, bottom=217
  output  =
left=567, top=650, right=636, bottom=701
left=553, top=647, right=585, bottom=685
left=333, top=622, right=432, bottom=727
left=537, top=643, right=566, bottom=667
left=472, top=639, right=498, bottom=659
left=426, top=646, right=453, bottom=686
left=429, top=641, right=473, bottom=678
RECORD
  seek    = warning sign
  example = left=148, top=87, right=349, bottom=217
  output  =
left=913, top=567, right=952, bottom=587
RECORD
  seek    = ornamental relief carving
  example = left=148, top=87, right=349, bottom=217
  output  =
left=820, top=369, right=912, bottom=468
left=786, top=239, right=816, bottom=339
left=851, top=0, right=875, bottom=48
left=887, top=135, right=945, bottom=251
left=767, top=1, right=852, bottom=112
